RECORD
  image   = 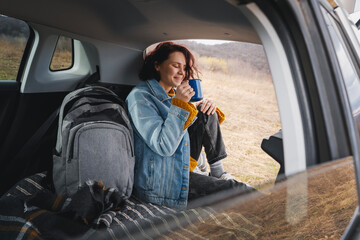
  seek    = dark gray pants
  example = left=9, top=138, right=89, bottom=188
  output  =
left=188, top=172, right=254, bottom=202
left=188, top=108, right=227, bottom=164
left=187, top=108, right=254, bottom=202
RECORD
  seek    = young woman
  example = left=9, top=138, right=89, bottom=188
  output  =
left=126, top=42, right=253, bottom=208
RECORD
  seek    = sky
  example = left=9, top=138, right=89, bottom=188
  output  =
left=190, top=39, right=233, bottom=45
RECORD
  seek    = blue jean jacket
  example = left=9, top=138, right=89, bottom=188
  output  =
left=126, top=79, right=194, bottom=208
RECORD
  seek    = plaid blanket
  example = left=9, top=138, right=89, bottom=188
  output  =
left=0, top=173, right=261, bottom=240
left=0, top=173, right=240, bottom=240
left=0, top=173, right=46, bottom=240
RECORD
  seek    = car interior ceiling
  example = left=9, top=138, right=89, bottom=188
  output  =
left=0, top=0, right=261, bottom=46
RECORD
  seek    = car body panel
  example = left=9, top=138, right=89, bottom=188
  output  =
left=161, top=157, right=357, bottom=239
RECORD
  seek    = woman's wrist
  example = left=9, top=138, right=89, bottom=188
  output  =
left=171, top=98, right=198, bottom=129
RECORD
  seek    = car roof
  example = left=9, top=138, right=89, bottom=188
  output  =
left=0, top=0, right=261, bottom=48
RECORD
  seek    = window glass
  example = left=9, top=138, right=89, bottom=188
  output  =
left=0, top=14, right=30, bottom=80
left=219, top=6, right=360, bottom=239
left=322, top=7, right=360, bottom=141
left=164, top=157, right=355, bottom=239
left=49, top=36, right=73, bottom=71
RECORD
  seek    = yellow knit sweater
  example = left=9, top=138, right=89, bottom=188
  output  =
left=168, top=88, right=225, bottom=172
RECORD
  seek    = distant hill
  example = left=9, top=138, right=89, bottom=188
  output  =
left=0, top=15, right=29, bottom=38
left=176, top=40, right=270, bottom=74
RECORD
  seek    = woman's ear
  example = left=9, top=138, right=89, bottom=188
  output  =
left=154, top=61, right=160, bottom=71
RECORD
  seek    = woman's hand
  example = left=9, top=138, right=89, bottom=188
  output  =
left=174, top=80, right=195, bottom=102
left=196, top=99, right=217, bottom=115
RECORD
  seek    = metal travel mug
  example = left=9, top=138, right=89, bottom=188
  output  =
left=188, top=79, right=203, bottom=102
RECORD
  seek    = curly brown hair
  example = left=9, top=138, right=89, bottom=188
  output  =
left=139, top=41, right=199, bottom=81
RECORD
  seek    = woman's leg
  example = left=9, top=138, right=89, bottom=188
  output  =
left=187, top=109, right=254, bottom=203
left=188, top=108, right=227, bottom=164
left=188, top=107, right=229, bottom=178
left=187, top=172, right=254, bottom=203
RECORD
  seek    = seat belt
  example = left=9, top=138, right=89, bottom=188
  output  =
left=13, top=108, right=60, bottom=161
left=13, top=66, right=101, bottom=162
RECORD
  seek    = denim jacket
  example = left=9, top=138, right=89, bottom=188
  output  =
left=126, top=79, right=194, bottom=208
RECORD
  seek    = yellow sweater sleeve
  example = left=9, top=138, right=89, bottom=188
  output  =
left=216, top=107, right=225, bottom=124
left=168, top=88, right=175, bottom=97
left=171, top=98, right=198, bottom=129
left=189, top=157, right=198, bottom=172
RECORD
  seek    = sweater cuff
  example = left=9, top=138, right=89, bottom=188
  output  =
left=189, top=156, right=197, bottom=172
left=216, top=107, right=225, bottom=124
left=172, top=98, right=198, bottom=129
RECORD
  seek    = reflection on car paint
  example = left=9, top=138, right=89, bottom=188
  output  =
left=164, top=157, right=356, bottom=239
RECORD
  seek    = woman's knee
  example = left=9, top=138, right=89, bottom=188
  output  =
left=196, top=105, right=219, bottom=123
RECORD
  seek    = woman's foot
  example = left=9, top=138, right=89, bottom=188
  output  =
left=219, top=172, right=236, bottom=180
left=192, top=166, right=210, bottom=176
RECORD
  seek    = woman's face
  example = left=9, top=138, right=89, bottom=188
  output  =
left=155, top=51, right=186, bottom=91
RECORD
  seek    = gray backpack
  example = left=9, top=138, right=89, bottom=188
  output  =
left=53, top=86, right=134, bottom=198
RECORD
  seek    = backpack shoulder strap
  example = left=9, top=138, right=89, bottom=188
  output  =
left=75, top=65, right=100, bottom=89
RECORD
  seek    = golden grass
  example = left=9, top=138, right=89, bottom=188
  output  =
left=0, top=38, right=26, bottom=80
left=198, top=56, right=229, bottom=73
left=199, top=67, right=280, bottom=188
left=50, top=51, right=72, bottom=70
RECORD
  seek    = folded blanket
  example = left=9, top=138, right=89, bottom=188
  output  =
left=27, top=180, right=125, bottom=224
left=0, top=173, right=180, bottom=239
left=0, top=172, right=262, bottom=240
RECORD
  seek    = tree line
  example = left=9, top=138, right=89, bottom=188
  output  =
left=0, top=15, right=29, bottom=38
left=177, top=40, right=270, bottom=74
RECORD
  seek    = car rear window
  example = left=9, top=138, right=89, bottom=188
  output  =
left=50, top=36, right=73, bottom=71
left=0, top=14, right=30, bottom=81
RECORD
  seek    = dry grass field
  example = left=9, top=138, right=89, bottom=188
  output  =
left=196, top=54, right=281, bottom=188
left=50, top=50, right=72, bottom=70
left=0, top=37, right=26, bottom=80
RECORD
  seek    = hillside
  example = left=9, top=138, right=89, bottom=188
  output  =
left=0, top=15, right=29, bottom=38
left=176, top=40, right=270, bottom=74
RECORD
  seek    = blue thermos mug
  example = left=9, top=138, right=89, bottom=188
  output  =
left=188, top=79, right=203, bottom=102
